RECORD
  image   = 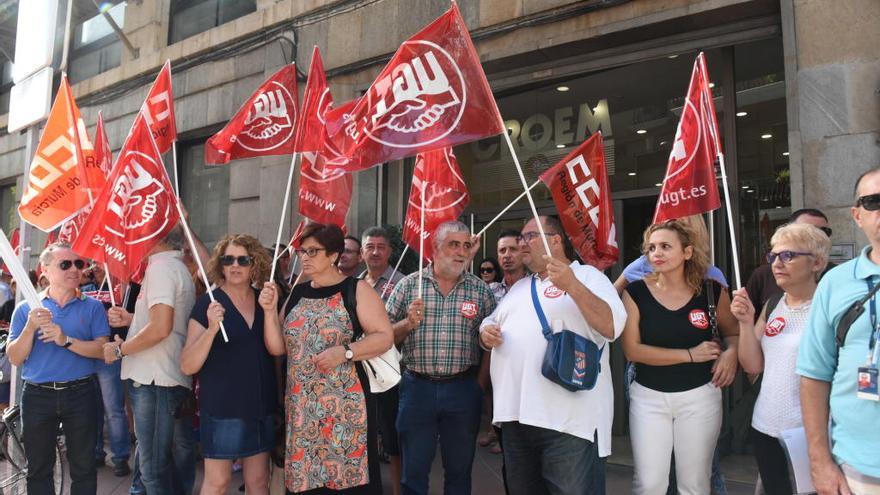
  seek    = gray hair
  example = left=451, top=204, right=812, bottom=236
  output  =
left=162, top=225, right=186, bottom=251
left=361, top=226, right=391, bottom=244
left=432, top=220, right=470, bottom=249
left=40, top=242, right=74, bottom=266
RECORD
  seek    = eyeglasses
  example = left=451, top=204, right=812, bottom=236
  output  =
left=219, top=255, right=253, bottom=267
left=856, top=193, right=880, bottom=211
left=57, top=259, right=86, bottom=271
left=479, top=267, right=495, bottom=274
left=818, top=226, right=832, bottom=237
left=521, top=231, right=558, bottom=242
left=766, top=250, right=814, bottom=264
left=294, top=247, right=326, bottom=258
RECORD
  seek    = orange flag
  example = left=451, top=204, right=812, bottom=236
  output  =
left=19, top=75, right=93, bottom=232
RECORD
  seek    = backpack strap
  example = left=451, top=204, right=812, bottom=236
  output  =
left=763, top=292, right=784, bottom=321
left=835, top=279, right=880, bottom=348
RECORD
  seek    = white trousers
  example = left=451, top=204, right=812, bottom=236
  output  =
left=629, top=382, right=722, bottom=495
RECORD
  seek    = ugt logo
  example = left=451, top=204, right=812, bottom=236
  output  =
left=366, top=40, right=465, bottom=149
left=689, top=309, right=709, bottom=330
left=239, top=83, right=297, bottom=152
left=408, top=149, right=468, bottom=214
left=105, top=152, right=172, bottom=245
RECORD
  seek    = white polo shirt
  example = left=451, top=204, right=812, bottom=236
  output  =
left=121, top=250, right=195, bottom=389
left=481, top=261, right=626, bottom=457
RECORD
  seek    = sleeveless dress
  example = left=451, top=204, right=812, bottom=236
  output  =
left=283, top=277, right=381, bottom=494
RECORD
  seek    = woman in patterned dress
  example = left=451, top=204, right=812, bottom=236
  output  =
left=258, top=223, right=393, bottom=494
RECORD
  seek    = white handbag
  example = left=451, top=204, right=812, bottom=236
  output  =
left=361, top=345, right=401, bottom=393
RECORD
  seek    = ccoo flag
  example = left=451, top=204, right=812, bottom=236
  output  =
left=539, top=132, right=618, bottom=270
left=325, top=3, right=503, bottom=172
left=653, top=52, right=722, bottom=223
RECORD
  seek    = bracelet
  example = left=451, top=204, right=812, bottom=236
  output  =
left=686, top=349, right=694, bottom=363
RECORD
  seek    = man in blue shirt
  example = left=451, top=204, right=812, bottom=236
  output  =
left=798, top=167, right=880, bottom=494
left=7, top=243, right=110, bottom=495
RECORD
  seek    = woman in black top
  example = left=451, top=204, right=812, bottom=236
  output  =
left=621, top=220, right=739, bottom=495
left=180, top=234, right=278, bottom=494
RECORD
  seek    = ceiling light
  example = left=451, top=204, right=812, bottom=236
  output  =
left=782, top=151, right=790, bottom=156
left=660, top=141, right=668, bottom=146
left=636, top=129, right=647, bottom=135
left=556, top=86, right=570, bottom=92
left=775, top=206, right=782, bottom=209
left=655, top=183, right=662, bottom=187
left=593, top=106, right=600, bottom=112
left=668, top=54, right=678, bottom=59
left=736, top=111, right=747, bottom=117
left=761, top=133, right=773, bottom=139
left=741, top=185, right=749, bottom=189
left=708, top=82, right=715, bottom=89
left=747, top=189, right=755, bottom=193
left=556, top=144, right=565, bottom=149
left=628, top=172, right=637, bottom=176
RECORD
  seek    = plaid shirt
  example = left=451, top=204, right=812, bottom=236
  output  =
left=386, top=265, right=496, bottom=377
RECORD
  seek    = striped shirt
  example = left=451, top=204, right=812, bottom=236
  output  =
left=386, top=265, right=496, bottom=377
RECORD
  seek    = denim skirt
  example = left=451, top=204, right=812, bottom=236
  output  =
left=200, top=413, right=275, bottom=459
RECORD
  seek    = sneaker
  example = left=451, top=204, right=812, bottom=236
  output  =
left=113, top=461, right=131, bottom=477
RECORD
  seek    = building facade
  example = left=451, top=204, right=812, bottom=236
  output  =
left=0, top=0, right=878, bottom=449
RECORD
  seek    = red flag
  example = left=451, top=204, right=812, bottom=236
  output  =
left=205, top=65, right=299, bottom=165
left=402, top=148, right=469, bottom=260
left=289, top=220, right=307, bottom=250
left=297, top=152, right=353, bottom=227
left=653, top=53, right=722, bottom=223
left=18, top=75, right=93, bottom=232
left=539, top=132, right=618, bottom=270
left=0, top=228, right=19, bottom=275
left=325, top=3, right=503, bottom=172
left=294, top=47, right=332, bottom=153
left=72, top=114, right=180, bottom=282
left=93, top=111, right=113, bottom=177
left=141, top=60, right=177, bottom=154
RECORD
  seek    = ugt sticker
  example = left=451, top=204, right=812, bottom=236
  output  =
left=460, top=301, right=477, bottom=319
left=544, top=285, right=564, bottom=298
left=764, top=317, right=786, bottom=337
left=689, top=309, right=709, bottom=330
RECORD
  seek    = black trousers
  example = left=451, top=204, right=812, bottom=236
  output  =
left=751, top=427, right=794, bottom=495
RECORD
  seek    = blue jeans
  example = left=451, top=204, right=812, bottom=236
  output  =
left=95, top=360, right=131, bottom=462
left=396, top=371, right=483, bottom=495
left=127, top=381, right=196, bottom=495
left=501, top=422, right=604, bottom=495
left=21, top=378, right=98, bottom=495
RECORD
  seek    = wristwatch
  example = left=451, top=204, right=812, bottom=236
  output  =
left=343, top=344, right=354, bottom=361
left=115, top=343, right=124, bottom=360
left=63, top=336, right=73, bottom=348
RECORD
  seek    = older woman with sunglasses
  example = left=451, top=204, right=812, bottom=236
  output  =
left=180, top=234, right=277, bottom=495
left=731, top=223, right=830, bottom=495
left=258, top=223, right=393, bottom=494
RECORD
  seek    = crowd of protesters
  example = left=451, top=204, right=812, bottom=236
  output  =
left=1, top=167, right=880, bottom=495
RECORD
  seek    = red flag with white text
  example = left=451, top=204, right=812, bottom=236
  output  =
left=402, top=148, right=469, bottom=261
left=325, top=3, right=503, bottom=172
left=141, top=60, right=177, bottom=154
left=294, top=47, right=332, bottom=153
left=539, top=132, right=618, bottom=270
left=205, top=65, right=299, bottom=164
left=72, top=114, right=180, bottom=282
left=297, top=152, right=352, bottom=227
left=653, top=53, right=722, bottom=223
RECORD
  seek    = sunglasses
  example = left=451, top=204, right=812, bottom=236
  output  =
left=818, top=226, right=832, bottom=237
left=857, top=194, right=880, bottom=211
left=219, top=255, right=253, bottom=267
left=480, top=267, right=495, bottom=274
left=766, top=250, right=813, bottom=264
left=293, top=247, right=326, bottom=258
left=57, top=259, right=86, bottom=271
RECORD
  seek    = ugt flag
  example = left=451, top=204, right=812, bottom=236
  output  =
left=205, top=64, right=299, bottom=164
left=141, top=60, right=177, bottom=154
left=539, top=132, right=618, bottom=270
left=297, top=152, right=352, bottom=227
left=294, top=46, right=332, bottom=153
left=403, top=147, right=469, bottom=261
left=72, top=113, right=180, bottom=282
left=19, top=75, right=93, bottom=232
left=325, top=3, right=503, bottom=172
left=653, top=52, right=722, bottom=223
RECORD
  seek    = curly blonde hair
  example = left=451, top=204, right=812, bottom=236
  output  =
left=642, top=219, right=710, bottom=295
left=207, top=234, right=270, bottom=287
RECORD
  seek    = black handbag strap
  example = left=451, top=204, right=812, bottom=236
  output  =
left=705, top=280, right=719, bottom=340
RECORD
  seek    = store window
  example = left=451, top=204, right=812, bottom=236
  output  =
left=69, top=2, right=125, bottom=84
left=169, top=0, right=257, bottom=45
left=177, top=140, right=229, bottom=246
left=0, top=182, right=16, bottom=233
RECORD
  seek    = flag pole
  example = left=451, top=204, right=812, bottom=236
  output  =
left=172, top=140, right=181, bottom=198
left=84, top=187, right=117, bottom=308
left=288, top=255, right=299, bottom=286
left=174, top=199, right=228, bottom=342
left=381, top=244, right=409, bottom=300
left=418, top=183, right=426, bottom=300
left=469, top=213, right=474, bottom=273
left=475, top=179, right=541, bottom=237
left=269, top=153, right=299, bottom=284
left=500, top=122, right=552, bottom=254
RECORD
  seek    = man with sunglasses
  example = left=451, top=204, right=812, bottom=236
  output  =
left=101, top=226, right=197, bottom=495
left=798, top=169, right=880, bottom=494
left=745, top=208, right=835, bottom=321
left=7, top=243, right=111, bottom=494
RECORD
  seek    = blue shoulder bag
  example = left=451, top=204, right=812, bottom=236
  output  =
left=530, top=276, right=604, bottom=392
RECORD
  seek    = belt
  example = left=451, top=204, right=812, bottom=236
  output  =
left=406, top=366, right=478, bottom=382
left=28, top=376, right=93, bottom=391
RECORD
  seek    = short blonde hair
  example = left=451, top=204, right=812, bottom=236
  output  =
left=770, top=223, right=831, bottom=279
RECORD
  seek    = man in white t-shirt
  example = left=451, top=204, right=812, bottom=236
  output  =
left=480, top=216, right=626, bottom=495
left=102, top=226, right=197, bottom=495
